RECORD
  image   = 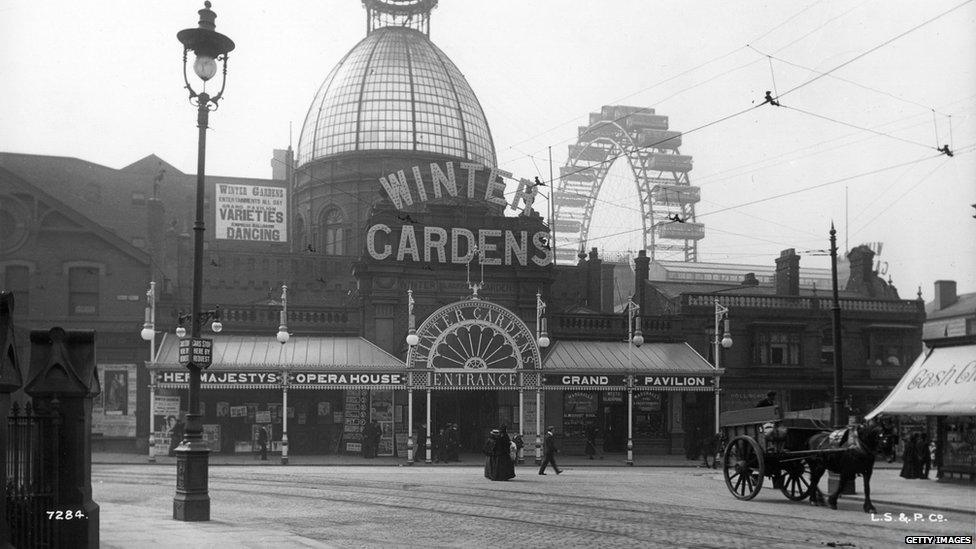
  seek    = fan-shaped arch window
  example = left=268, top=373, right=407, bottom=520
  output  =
left=320, top=208, right=344, bottom=256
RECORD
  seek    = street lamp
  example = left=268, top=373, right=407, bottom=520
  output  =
left=405, top=289, right=418, bottom=464
left=141, top=281, right=157, bottom=463
left=713, top=301, right=732, bottom=436
left=534, top=292, right=548, bottom=464
left=277, top=285, right=290, bottom=465
left=626, top=299, right=642, bottom=466
left=174, top=0, right=234, bottom=522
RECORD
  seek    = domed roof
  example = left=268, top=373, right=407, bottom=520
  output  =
left=296, top=26, right=496, bottom=169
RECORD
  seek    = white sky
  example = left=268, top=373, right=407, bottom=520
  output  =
left=1, top=0, right=974, bottom=301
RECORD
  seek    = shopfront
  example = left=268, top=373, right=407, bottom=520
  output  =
left=542, top=341, right=721, bottom=459
left=866, top=336, right=976, bottom=480
left=148, top=334, right=405, bottom=459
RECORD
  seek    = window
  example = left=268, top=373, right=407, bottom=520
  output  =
left=753, top=331, right=801, bottom=365
left=321, top=208, right=344, bottom=256
left=68, top=267, right=99, bottom=315
left=4, top=265, right=30, bottom=315
left=820, top=328, right=834, bottom=365
left=867, top=332, right=910, bottom=367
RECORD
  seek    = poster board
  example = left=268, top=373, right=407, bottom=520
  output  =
left=343, top=390, right=368, bottom=453
left=371, top=390, right=395, bottom=457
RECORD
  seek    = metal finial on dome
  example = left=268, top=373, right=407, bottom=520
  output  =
left=363, top=0, right=438, bottom=36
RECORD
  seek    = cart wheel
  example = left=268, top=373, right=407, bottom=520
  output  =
left=723, top=435, right=764, bottom=500
left=780, top=459, right=812, bottom=501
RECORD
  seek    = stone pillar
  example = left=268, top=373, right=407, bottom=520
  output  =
left=24, top=327, right=100, bottom=548
left=0, top=292, right=23, bottom=547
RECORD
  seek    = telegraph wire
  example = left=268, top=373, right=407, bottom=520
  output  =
left=748, top=45, right=954, bottom=117
left=781, top=104, right=940, bottom=152
left=849, top=158, right=951, bottom=238
left=775, top=0, right=975, bottom=101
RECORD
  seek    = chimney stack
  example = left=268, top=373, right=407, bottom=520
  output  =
left=933, top=280, right=957, bottom=310
left=634, top=250, right=649, bottom=311
left=587, top=248, right=603, bottom=311
left=741, top=272, right=759, bottom=287
left=774, top=249, right=800, bottom=296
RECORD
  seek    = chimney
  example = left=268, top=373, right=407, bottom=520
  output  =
left=634, top=249, right=650, bottom=311
left=741, top=272, right=759, bottom=286
left=774, top=249, right=800, bottom=296
left=933, top=280, right=957, bottom=310
left=587, top=248, right=603, bottom=311
left=271, top=148, right=292, bottom=181
left=845, top=245, right=875, bottom=296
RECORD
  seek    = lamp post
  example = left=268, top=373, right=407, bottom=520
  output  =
left=140, top=281, right=157, bottom=463
left=174, top=1, right=234, bottom=522
left=405, top=290, right=419, bottom=464
left=829, top=223, right=846, bottom=428
left=535, top=292, right=550, bottom=465
left=277, top=285, right=290, bottom=465
left=626, top=299, right=643, bottom=466
left=713, top=301, right=732, bottom=435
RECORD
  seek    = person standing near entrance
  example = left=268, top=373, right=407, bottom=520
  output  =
left=538, top=426, right=562, bottom=475
left=257, top=426, right=269, bottom=461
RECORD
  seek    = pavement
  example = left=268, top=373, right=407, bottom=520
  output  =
left=93, top=450, right=974, bottom=515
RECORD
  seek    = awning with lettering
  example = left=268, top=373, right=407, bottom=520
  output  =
left=542, top=341, right=721, bottom=391
left=866, top=339, right=976, bottom=418
left=150, top=334, right=405, bottom=389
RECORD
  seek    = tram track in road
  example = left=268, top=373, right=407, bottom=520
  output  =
left=95, top=466, right=943, bottom=548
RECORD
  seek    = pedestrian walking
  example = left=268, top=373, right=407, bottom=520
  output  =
left=917, top=433, right=931, bottom=479
left=434, top=428, right=447, bottom=463
left=257, top=426, right=269, bottom=461
left=512, top=432, right=525, bottom=463
left=900, top=433, right=920, bottom=479
left=538, top=426, right=562, bottom=475
left=584, top=422, right=598, bottom=460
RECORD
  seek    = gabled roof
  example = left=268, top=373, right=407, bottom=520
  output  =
left=0, top=166, right=149, bottom=264
left=0, top=152, right=280, bottom=249
left=152, top=334, right=404, bottom=369
left=926, top=291, right=976, bottom=320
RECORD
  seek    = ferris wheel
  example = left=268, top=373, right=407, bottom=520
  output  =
left=551, top=105, right=703, bottom=263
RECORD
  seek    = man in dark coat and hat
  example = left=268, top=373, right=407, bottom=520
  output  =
left=538, top=426, right=562, bottom=475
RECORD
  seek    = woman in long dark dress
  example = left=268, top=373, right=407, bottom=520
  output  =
left=900, top=433, right=920, bottom=479
left=498, top=425, right=515, bottom=480
left=483, top=429, right=500, bottom=479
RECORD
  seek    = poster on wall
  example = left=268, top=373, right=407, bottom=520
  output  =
left=371, top=390, right=395, bottom=456
left=202, top=424, right=221, bottom=453
left=343, top=390, right=368, bottom=453
left=215, top=183, right=287, bottom=242
left=103, top=370, right=128, bottom=415
left=230, top=406, right=247, bottom=418
left=217, top=402, right=230, bottom=417
left=318, top=402, right=331, bottom=416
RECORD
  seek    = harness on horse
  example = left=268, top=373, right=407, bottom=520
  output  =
left=820, top=426, right=864, bottom=453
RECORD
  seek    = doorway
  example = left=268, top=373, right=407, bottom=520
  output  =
left=421, top=390, right=499, bottom=453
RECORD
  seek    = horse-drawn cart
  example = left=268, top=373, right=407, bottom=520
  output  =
left=720, top=406, right=832, bottom=501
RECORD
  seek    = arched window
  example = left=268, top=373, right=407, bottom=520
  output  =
left=321, top=208, right=344, bottom=255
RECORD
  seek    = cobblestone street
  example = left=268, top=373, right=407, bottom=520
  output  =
left=94, top=464, right=974, bottom=548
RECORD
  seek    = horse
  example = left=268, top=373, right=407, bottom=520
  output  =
left=806, top=420, right=887, bottom=513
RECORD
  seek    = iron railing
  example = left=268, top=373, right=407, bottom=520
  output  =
left=6, top=400, right=61, bottom=548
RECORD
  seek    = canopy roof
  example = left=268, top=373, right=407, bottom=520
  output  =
left=866, top=339, right=976, bottom=418
left=543, top=341, right=718, bottom=375
left=153, top=334, right=403, bottom=370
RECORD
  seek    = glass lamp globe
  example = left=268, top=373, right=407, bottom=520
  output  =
left=175, top=326, right=187, bottom=338
left=277, top=328, right=290, bottom=345
left=632, top=332, right=644, bottom=347
left=141, top=324, right=154, bottom=341
left=211, top=320, right=223, bottom=333
left=721, top=335, right=733, bottom=348
left=193, top=55, right=217, bottom=81
left=537, top=333, right=550, bottom=348
left=405, top=331, right=419, bottom=347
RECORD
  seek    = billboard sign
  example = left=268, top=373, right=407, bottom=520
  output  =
left=215, top=183, right=287, bottom=242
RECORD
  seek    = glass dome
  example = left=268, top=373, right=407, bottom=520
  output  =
left=296, top=27, right=496, bottom=168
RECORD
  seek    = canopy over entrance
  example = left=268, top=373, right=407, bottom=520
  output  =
left=866, top=337, right=976, bottom=418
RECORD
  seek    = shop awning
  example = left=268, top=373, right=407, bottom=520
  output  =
left=543, top=341, right=718, bottom=375
left=151, top=333, right=404, bottom=370
left=866, top=340, right=976, bottom=419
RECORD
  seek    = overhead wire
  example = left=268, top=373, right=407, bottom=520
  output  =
left=775, top=0, right=975, bottom=101
left=781, top=104, right=940, bottom=151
